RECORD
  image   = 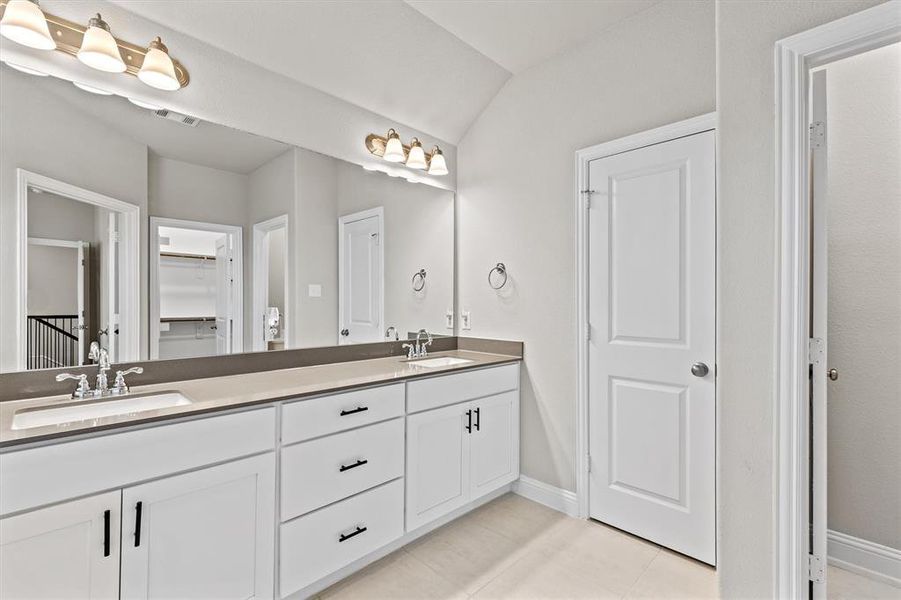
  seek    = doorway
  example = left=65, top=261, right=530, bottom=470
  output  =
left=576, top=114, right=717, bottom=565
left=337, top=207, right=384, bottom=345
left=149, top=217, right=244, bottom=360
left=252, top=215, right=290, bottom=352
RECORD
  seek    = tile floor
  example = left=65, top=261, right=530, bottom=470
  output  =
left=827, top=565, right=901, bottom=600
left=318, top=493, right=717, bottom=599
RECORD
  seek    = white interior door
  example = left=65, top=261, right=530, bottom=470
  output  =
left=588, top=130, right=716, bottom=565
left=105, top=212, right=119, bottom=362
left=0, top=491, right=120, bottom=600
left=809, top=69, right=829, bottom=599
left=76, top=242, right=87, bottom=365
left=214, top=235, right=232, bottom=355
left=339, top=210, right=383, bottom=345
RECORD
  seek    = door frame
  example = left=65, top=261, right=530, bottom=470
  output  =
left=14, top=169, right=140, bottom=370
left=574, top=113, right=717, bottom=520
left=773, top=4, right=900, bottom=598
left=149, top=216, right=244, bottom=359
left=252, top=214, right=290, bottom=351
left=337, top=207, right=385, bottom=345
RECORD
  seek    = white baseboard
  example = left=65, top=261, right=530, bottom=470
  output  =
left=513, top=475, right=579, bottom=517
left=828, top=529, right=901, bottom=588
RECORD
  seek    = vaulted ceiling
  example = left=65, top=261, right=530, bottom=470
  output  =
left=111, top=0, right=659, bottom=143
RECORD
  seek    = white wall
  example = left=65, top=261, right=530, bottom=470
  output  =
left=715, top=0, right=885, bottom=595
left=457, top=0, right=715, bottom=493
left=824, top=42, right=901, bottom=551
left=148, top=154, right=248, bottom=226
left=0, top=69, right=149, bottom=371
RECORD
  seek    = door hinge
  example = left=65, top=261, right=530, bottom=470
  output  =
left=587, top=454, right=592, bottom=473
left=808, top=337, right=825, bottom=366
left=810, top=121, right=826, bottom=148
left=111, top=231, right=120, bottom=243
left=586, top=324, right=591, bottom=342
left=580, top=189, right=595, bottom=209
left=808, top=554, right=825, bottom=584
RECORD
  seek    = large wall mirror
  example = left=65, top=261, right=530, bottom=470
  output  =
left=0, top=64, right=455, bottom=373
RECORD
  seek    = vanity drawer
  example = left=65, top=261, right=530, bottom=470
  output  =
left=280, top=479, right=403, bottom=597
left=406, top=363, right=520, bottom=413
left=281, top=383, right=404, bottom=444
left=281, top=418, right=404, bottom=520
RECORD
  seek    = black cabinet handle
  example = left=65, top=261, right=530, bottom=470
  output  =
left=338, top=526, right=367, bottom=542
left=339, top=459, right=369, bottom=472
left=134, top=501, right=143, bottom=547
left=340, top=406, right=369, bottom=417
left=474, top=407, right=481, bottom=431
left=103, top=509, right=111, bottom=557
left=465, top=409, right=472, bottom=433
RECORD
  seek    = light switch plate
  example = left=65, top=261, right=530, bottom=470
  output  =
left=308, top=284, right=322, bottom=298
left=461, top=310, right=471, bottom=330
left=445, top=310, right=454, bottom=329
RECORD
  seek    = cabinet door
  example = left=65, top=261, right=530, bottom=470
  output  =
left=470, top=391, right=520, bottom=500
left=405, top=402, right=471, bottom=531
left=0, top=491, right=120, bottom=600
left=120, top=453, right=275, bottom=600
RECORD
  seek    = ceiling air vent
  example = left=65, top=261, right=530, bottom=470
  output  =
left=153, top=108, right=201, bottom=127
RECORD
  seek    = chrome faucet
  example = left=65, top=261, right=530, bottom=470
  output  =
left=111, top=367, right=144, bottom=395
left=385, top=326, right=399, bottom=341
left=55, top=373, right=92, bottom=399
left=89, top=342, right=111, bottom=396
left=415, top=329, right=432, bottom=357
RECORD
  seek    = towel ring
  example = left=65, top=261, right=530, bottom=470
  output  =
left=412, top=269, right=427, bottom=292
left=488, top=263, right=507, bottom=290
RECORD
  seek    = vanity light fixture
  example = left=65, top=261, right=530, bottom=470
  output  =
left=383, top=129, right=406, bottom=163
left=427, top=146, right=448, bottom=176
left=77, top=14, right=126, bottom=73
left=405, top=138, right=428, bottom=170
left=138, top=37, right=180, bottom=91
left=0, top=2, right=190, bottom=89
left=72, top=80, right=114, bottom=95
left=127, top=97, right=162, bottom=111
left=365, top=129, right=449, bottom=176
left=3, top=60, right=48, bottom=76
left=0, top=0, right=55, bottom=50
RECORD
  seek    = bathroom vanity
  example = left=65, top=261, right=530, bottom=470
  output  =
left=0, top=352, right=520, bottom=599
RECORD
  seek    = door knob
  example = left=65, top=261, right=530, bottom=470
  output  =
left=340, top=329, right=349, bottom=337
left=828, top=368, right=838, bottom=381
left=691, top=362, right=710, bottom=377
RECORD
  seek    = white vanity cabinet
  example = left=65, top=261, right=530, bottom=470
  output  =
left=405, top=364, right=520, bottom=532
left=120, top=453, right=275, bottom=600
left=0, top=491, right=121, bottom=600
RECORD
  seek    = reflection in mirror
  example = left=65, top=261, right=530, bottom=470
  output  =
left=0, top=63, right=454, bottom=373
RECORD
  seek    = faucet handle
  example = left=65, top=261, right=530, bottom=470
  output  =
left=401, top=343, right=416, bottom=359
left=112, top=367, right=143, bottom=395
left=56, top=373, right=91, bottom=398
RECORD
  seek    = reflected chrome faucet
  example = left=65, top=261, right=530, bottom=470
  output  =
left=415, top=329, right=432, bottom=357
left=88, top=342, right=111, bottom=395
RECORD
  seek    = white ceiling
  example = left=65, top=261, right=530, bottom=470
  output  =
left=109, top=0, right=658, bottom=143
left=405, top=0, right=659, bottom=74
left=12, top=67, right=290, bottom=174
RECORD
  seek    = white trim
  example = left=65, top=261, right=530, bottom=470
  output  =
left=15, top=169, right=140, bottom=370
left=773, top=4, right=901, bottom=598
left=149, top=217, right=244, bottom=359
left=512, top=476, right=579, bottom=517
left=252, top=215, right=290, bottom=352
left=828, top=530, right=901, bottom=588
left=574, top=113, right=717, bottom=520
left=337, top=207, right=385, bottom=345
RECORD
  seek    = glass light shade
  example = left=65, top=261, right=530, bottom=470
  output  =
left=405, top=138, right=428, bottom=170
left=77, top=15, right=126, bottom=73
left=4, top=61, right=49, bottom=76
left=383, top=129, right=405, bottom=163
left=72, top=81, right=113, bottom=95
left=127, top=97, right=161, bottom=110
left=427, top=147, right=448, bottom=176
left=0, top=0, right=56, bottom=50
left=138, top=37, right=180, bottom=91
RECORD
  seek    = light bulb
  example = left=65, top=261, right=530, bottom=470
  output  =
left=0, top=0, right=56, bottom=50
left=427, top=146, right=448, bottom=176
left=138, top=37, right=180, bottom=91
left=383, top=129, right=405, bottom=163
left=77, top=14, right=126, bottom=73
left=405, top=138, right=427, bottom=170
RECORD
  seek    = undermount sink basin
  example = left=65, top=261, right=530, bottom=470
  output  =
left=408, top=356, right=474, bottom=368
left=11, top=392, right=192, bottom=431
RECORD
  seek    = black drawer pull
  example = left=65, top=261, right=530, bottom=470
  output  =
left=338, top=526, right=367, bottom=542
left=103, top=509, right=111, bottom=557
left=340, top=406, right=369, bottom=416
left=339, top=459, right=369, bottom=472
left=134, top=501, right=143, bottom=547
left=474, top=407, right=481, bottom=431
left=465, top=409, right=472, bottom=433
